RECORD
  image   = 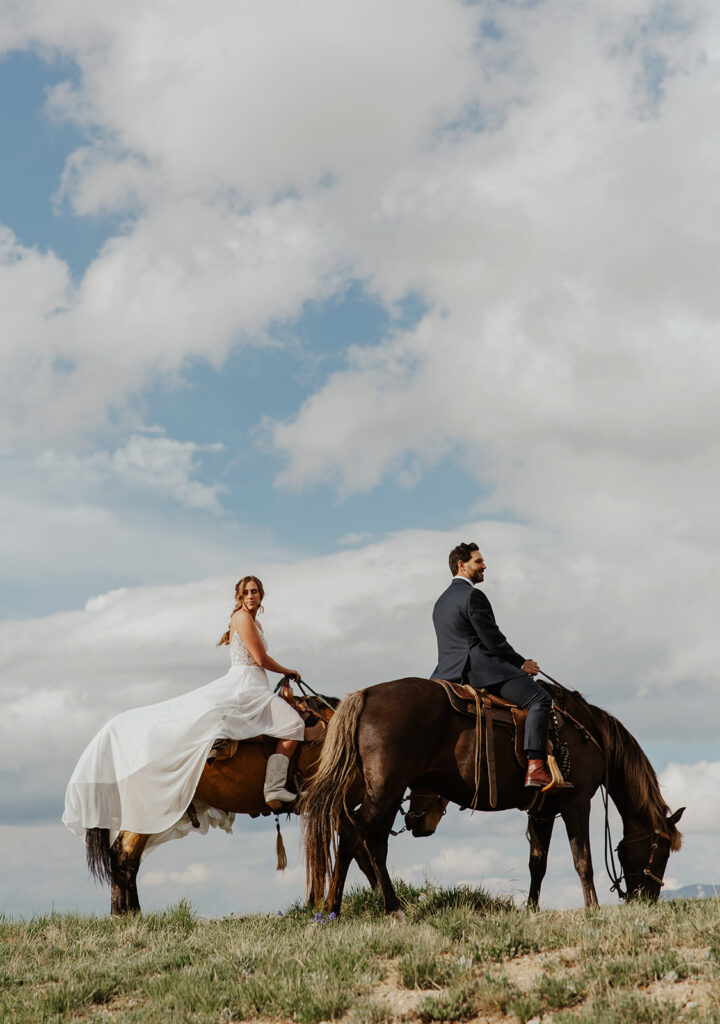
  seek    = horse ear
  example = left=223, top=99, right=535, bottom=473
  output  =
left=668, top=807, right=685, bottom=826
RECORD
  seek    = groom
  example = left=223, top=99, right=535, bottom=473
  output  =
left=432, top=542, right=553, bottom=788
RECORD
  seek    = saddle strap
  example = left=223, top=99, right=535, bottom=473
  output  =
left=482, top=697, right=498, bottom=808
left=470, top=687, right=483, bottom=810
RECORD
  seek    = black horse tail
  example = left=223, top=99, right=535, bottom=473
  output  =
left=86, top=827, right=113, bottom=885
left=299, top=689, right=366, bottom=906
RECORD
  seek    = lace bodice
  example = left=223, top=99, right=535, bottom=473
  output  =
left=230, top=623, right=266, bottom=667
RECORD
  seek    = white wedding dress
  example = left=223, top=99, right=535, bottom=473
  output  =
left=62, top=624, right=305, bottom=853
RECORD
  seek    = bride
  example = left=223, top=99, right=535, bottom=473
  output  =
left=63, top=576, right=306, bottom=847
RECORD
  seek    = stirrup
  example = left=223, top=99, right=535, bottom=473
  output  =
left=265, top=790, right=297, bottom=812
left=540, top=753, right=568, bottom=793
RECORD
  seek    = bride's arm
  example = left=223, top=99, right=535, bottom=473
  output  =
left=233, top=610, right=300, bottom=680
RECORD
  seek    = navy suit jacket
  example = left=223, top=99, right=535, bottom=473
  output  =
left=432, top=578, right=526, bottom=689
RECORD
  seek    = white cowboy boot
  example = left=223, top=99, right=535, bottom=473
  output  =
left=264, top=754, right=297, bottom=808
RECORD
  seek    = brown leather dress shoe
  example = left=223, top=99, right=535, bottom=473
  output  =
left=525, top=758, right=553, bottom=788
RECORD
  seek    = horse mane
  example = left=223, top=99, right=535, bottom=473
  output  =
left=554, top=686, right=682, bottom=852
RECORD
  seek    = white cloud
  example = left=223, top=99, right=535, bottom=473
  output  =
left=3, top=1, right=719, bottom=488
left=0, top=0, right=480, bottom=448
left=2, top=4, right=718, bottom=692
left=0, top=482, right=265, bottom=614
left=659, top=761, right=720, bottom=834
left=38, top=434, right=226, bottom=511
left=338, top=532, right=374, bottom=547
left=143, top=862, right=209, bottom=887
left=404, top=843, right=506, bottom=886
left=0, top=523, right=713, bottom=834
left=0, top=523, right=707, bottom=917
left=0, top=427, right=281, bottom=614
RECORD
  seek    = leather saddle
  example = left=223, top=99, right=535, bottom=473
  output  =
left=433, top=678, right=569, bottom=806
left=433, top=678, right=529, bottom=771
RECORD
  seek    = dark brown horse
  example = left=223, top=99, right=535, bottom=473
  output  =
left=85, top=695, right=377, bottom=914
left=301, top=678, right=684, bottom=915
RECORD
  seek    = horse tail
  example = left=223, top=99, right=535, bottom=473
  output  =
left=300, top=689, right=367, bottom=905
left=86, top=827, right=113, bottom=885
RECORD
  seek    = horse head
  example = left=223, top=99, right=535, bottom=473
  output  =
left=404, top=789, right=449, bottom=837
left=618, top=806, right=685, bottom=901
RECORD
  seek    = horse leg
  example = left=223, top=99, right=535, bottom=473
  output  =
left=324, top=817, right=367, bottom=916
left=110, top=831, right=149, bottom=915
left=527, top=813, right=556, bottom=909
left=357, top=804, right=403, bottom=916
left=353, top=834, right=379, bottom=890
left=560, top=798, right=599, bottom=907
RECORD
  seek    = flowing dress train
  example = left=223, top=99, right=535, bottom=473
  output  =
left=62, top=625, right=304, bottom=852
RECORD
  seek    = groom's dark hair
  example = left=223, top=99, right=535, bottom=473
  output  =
left=449, top=542, right=479, bottom=576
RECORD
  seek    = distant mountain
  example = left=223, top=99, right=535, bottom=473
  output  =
left=661, top=883, right=718, bottom=901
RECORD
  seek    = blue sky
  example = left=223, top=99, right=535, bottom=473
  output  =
left=1, top=0, right=719, bottom=916
left=0, top=51, right=116, bottom=276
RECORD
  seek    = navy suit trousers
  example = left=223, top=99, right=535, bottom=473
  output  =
left=483, top=674, right=552, bottom=756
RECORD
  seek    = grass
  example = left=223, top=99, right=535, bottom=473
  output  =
left=0, top=887, right=719, bottom=1023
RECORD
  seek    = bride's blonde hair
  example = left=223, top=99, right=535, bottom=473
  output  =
left=217, top=576, right=265, bottom=646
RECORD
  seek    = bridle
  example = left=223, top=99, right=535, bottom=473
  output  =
left=616, top=827, right=672, bottom=893
left=605, top=787, right=672, bottom=899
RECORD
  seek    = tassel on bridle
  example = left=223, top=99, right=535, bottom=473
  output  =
left=275, top=815, right=287, bottom=871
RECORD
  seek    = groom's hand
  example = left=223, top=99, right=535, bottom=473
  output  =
left=521, top=659, right=540, bottom=676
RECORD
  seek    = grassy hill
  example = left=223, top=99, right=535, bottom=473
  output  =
left=1, top=883, right=719, bottom=1023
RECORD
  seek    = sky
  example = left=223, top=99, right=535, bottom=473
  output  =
left=1, top=0, right=719, bottom=918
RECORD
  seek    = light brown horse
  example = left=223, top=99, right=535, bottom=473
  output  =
left=86, top=695, right=377, bottom=915
left=301, top=679, right=684, bottom=916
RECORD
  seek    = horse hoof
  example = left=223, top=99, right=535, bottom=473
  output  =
left=390, top=909, right=407, bottom=923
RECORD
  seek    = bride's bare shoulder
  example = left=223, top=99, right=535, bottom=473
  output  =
left=232, top=608, right=256, bottom=633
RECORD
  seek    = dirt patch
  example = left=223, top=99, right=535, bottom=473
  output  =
left=645, top=977, right=716, bottom=1010
left=370, top=961, right=427, bottom=1018
left=640, top=945, right=718, bottom=1014
left=500, top=946, right=581, bottom=991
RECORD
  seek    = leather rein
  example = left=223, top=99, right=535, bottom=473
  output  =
left=273, top=675, right=337, bottom=715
